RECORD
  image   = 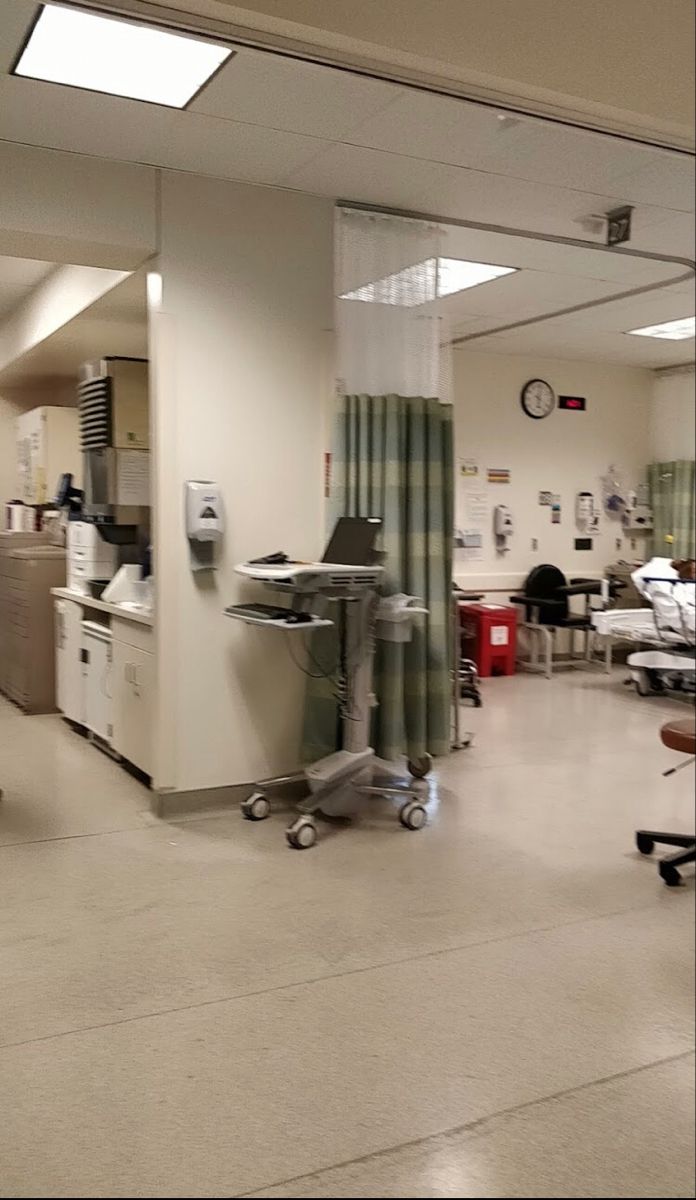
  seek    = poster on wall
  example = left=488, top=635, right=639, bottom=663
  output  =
left=459, top=457, right=479, bottom=479
left=551, top=502, right=562, bottom=525
left=487, top=467, right=510, bottom=484
left=539, top=491, right=552, bottom=505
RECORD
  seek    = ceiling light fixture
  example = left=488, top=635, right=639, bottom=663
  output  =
left=12, top=3, right=233, bottom=108
left=341, top=258, right=517, bottom=306
left=626, top=316, right=695, bottom=341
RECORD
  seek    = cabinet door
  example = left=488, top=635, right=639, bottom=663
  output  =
left=112, top=641, right=153, bottom=776
left=55, top=601, right=85, bottom=723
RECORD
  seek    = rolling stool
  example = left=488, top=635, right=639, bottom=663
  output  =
left=636, top=717, right=695, bottom=886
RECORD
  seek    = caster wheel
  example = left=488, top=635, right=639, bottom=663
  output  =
left=286, top=817, right=317, bottom=849
left=659, top=863, right=683, bottom=887
left=636, top=833, right=655, bottom=855
left=241, top=792, right=271, bottom=821
left=407, top=754, right=432, bottom=779
left=399, top=800, right=427, bottom=830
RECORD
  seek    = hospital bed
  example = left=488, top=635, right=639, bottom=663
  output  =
left=592, top=568, right=695, bottom=696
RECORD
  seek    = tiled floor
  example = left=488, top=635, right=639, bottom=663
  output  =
left=0, top=671, right=693, bottom=1198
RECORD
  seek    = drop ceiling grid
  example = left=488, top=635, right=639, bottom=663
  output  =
left=190, top=47, right=406, bottom=143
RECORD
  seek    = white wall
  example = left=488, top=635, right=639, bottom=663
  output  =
left=452, top=350, right=653, bottom=591
left=650, top=367, right=695, bottom=461
left=151, top=173, right=333, bottom=795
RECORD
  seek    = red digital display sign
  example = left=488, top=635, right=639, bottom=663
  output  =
left=559, top=395, right=587, bottom=411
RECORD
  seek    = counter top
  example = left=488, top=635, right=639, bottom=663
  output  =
left=51, top=588, right=154, bottom=627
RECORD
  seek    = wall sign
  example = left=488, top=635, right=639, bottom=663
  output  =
left=460, top=457, right=479, bottom=478
left=575, top=537, right=593, bottom=551
left=606, top=205, right=633, bottom=246
left=559, top=395, right=587, bottom=411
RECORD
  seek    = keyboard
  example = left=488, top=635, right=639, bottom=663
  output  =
left=225, top=602, right=294, bottom=621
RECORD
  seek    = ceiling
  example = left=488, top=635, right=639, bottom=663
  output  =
left=432, top=226, right=694, bottom=367
left=0, top=0, right=693, bottom=370
left=204, top=0, right=695, bottom=144
left=0, top=254, right=55, bottom=319
left=0, top=268, right=147, bottom=387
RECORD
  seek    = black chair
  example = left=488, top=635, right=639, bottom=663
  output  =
left=510, top=564, right=623, bottom=678
left=636, top=718, right=695, bottom=887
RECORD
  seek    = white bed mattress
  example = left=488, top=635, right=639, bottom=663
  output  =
left=591, top=608, right=685, bottom=645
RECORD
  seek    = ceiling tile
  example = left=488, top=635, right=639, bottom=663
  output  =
left=629, top=211, right=696, bottom=258
left=350, top=91, right=511, bottom=169
left=0, top=77, right=331, bottom=184
left=192, top=47, right=402, bottom=141
left=437, top=270, right=622, bottom=321
left=610, top=156, right=695, bottom=212
left=440, top=227, right=678, bottom=285
left=468, top=122, right=658, bottom=195
left=287, top=141, right=659, bottom=241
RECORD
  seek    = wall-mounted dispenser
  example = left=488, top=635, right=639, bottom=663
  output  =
left=185, top=480, right=224, bottom=571
left=493, top=504, right=513, bottom=554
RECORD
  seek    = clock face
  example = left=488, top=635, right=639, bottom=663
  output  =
left=521, top=378, right=555, bottom=419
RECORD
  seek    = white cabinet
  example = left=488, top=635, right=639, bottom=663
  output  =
left=17, top=406, right=81, bottom=505
left=111, top=619, right=154, bottom=776
left=55, top=598, right=84, bottom=724
left=82, top=621, right=113, bottom=743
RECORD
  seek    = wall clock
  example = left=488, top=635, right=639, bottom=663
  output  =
left=520, top=378, right=555, bottom=420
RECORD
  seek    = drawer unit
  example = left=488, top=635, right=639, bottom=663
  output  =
left=0, top=546, right=66, bottom=712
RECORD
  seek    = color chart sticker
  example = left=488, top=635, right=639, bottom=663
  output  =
left=488, top=467, right=510, bottom=484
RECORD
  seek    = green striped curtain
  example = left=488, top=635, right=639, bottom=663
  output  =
left=649, top=460, right=695, bottom=558
left=303, top=394, right=453, bottom=764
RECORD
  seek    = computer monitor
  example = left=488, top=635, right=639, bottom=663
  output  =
left=322, top=517, right=382, bottom=566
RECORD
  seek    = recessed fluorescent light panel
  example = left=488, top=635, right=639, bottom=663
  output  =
left=13, top=4, right=232, bottom=108
left=341, top=258, right=517, bottom=306
left=627, top=316, right=695, bottom=341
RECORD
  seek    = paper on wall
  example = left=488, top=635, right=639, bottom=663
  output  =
left=465, top=491, right=488, bottom=524
left=116, top=450, right=150, bottom=507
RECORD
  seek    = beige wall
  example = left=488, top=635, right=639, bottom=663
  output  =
left=151, top=172, right=333, bottom=795
left=650, top=367, right=696, bottom=461
left=452, top=350, right=653, bottom=591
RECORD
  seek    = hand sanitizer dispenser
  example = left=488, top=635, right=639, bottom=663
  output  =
left=185, top=481, right=223, bottom=571
left=493, top=504, right=513, bottom=554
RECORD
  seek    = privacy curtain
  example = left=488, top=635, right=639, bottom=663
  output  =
left=336, top=393, right=453, bottom=760
left=303, top=208, right=454, bottom=764
left=649, top=460, right=695, bottom=559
